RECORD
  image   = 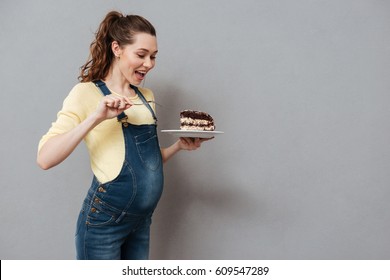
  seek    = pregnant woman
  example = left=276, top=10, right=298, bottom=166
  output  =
left=37, top=10, right=210, bottom=259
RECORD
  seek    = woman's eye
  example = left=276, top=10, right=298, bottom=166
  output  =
left=137, top=54, right=156, bottom=60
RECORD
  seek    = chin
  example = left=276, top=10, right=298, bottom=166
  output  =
left=129, top=78, right=142, bottom=86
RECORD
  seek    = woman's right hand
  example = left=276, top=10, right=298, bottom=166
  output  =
left=37, top=95, right=132, bottom=170
left=94, top=95, right=133, bottom=121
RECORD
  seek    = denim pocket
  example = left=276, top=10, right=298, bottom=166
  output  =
left=86, top=197, right=117, bottom=227
left=135, top=131, right=161, bottom=171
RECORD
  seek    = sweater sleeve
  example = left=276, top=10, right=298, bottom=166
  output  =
left=38, top=84, right=92, bottom=152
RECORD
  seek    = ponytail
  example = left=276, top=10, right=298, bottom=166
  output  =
left=79, top=11, right=156, bottom=82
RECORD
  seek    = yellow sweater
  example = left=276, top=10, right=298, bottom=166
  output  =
left=38, top=82, right=157, bottom=183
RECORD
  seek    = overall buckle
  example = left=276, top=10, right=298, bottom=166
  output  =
left=118, top=116, right=129, bottom=127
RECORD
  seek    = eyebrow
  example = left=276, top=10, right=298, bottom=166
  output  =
left=137, top=48, right=158, bottom=54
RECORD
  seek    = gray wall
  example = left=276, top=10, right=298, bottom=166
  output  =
left=1, top=0, right=389, bottom=259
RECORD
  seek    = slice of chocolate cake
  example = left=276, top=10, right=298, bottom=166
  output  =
left=180, top=110, right=215, bottom=131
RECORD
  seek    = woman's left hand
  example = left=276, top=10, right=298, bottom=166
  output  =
left=178, top=137, right=214, bottom=151
left=161, top=137, right=214, bottom=163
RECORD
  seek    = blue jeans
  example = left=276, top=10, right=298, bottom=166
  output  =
left=75, top=103, right=163, bottom=259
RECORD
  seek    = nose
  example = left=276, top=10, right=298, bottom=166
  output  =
left=143, top=57, right=154, bottom=69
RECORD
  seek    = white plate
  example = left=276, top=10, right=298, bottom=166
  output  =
left=161, top=130, right=224, bottom=138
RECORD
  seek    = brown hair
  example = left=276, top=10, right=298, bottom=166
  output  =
left=79, top=11, right=156, bottom=82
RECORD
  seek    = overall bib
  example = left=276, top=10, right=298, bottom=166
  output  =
left=75, top=80, right=164, bottom=260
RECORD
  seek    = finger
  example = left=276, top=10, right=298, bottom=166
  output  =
left=122, top=100, right=132, bottom=111
left=105, top=98, right=116, bottom=108
left=114, top=97, right=128, bottom=109
left=200, top=136, right=214, bottom=143
left=181, top=137, right=196, bottom=149
left=189, top=138, right=200, bottom=150
left=114, top=98, right=122, bottom=108
left=193, top=138, right=201, bottom=147
left=180, top=137, right=191, bottom=145
left=123, top=96, right=133, bottom=107
left=187, top=137, right=197, bottom=145
left=104, top=96, right=119, bottom=108
left=118, top=99, right=126, bottom=110
left=124, top=103, right=132, bottom=110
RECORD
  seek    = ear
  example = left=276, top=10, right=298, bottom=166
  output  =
left=111, top=41, right=122, bottom=58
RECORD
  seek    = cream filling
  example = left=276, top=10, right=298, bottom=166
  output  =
left=180, top=125, right=215, bottom=131
left=180, top=117, right=212, bottom=126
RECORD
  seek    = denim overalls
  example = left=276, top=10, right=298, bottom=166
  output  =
left=75, top=80, right=164, bottom=260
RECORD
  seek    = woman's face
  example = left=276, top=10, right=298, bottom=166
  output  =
left=115, top=33, right=158, bottom=85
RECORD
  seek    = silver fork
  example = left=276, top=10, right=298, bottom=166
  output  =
left=131, top=101, right=163, bottom=106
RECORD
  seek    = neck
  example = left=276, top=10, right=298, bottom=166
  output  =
left=104, top=70, right=135, bottom=97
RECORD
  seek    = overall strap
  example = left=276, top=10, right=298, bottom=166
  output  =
left=93, top=80, right=127, bottom=122
left=130, top=84, right=158, bottom=124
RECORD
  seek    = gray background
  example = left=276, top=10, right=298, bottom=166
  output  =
left=1, top=0, right=389, bottom=259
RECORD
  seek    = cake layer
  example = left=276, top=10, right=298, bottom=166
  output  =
left=180, top=110, right=215, bottom=131
left=180, top=110, right=213, bottom=121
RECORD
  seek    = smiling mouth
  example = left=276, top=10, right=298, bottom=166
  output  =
left=135, top=71, right=146, bottom=79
